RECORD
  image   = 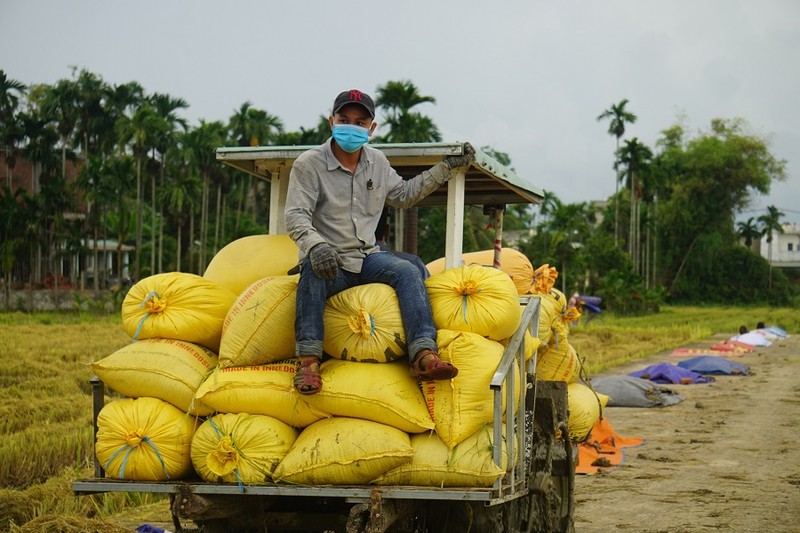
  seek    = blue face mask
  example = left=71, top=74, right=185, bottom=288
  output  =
left=332, top=124, right=370, bottom=153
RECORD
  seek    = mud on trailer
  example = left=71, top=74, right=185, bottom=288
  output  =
left=73, top=143, right=575, bottom=532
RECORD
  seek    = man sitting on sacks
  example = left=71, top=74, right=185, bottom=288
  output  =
left=285, top=88, right=474, bottom=394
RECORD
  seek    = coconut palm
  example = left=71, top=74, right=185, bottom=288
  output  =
left=159, top=158, right=201, bottom=271
left=116, top=103, right=164, bottom=279
left=375, top=80, right=441, bottom=254
left=181, top=120, right=227, bottom=273
left=0, top=70, right=27, bottom=122
left=758, top=205, right=785, bottom=289
left=150, top=92, right=188, bottom=273
left=737, top=217, right=761, bottom=251
left=228, top=102, right=284, bottom=234
left=597, top=99, right=637, bottom=246
left=617, top=137, right=653, bottom=275
left=0, top=71, right=27, bottom=188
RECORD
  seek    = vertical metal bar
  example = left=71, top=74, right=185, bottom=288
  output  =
left=492, top=387, right=504, bottom=494
left=91, top=376, right=105, bottom=478
left=444, top=168, right=466, bottom=269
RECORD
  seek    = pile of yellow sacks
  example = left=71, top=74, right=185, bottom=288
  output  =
left=91, top=238, right=594, bottom=487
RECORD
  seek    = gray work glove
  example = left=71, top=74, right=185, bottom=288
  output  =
left=308, top=242, right=343, bottom=280
left=443, top=142, right=476, bottom=170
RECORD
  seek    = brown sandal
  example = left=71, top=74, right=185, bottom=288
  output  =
left=294, top=356, right=322, bottom=395
left=411, top=349, right=458, bottom=381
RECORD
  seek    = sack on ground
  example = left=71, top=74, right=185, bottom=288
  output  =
left=203, top=234, right=299, bottom=297
left=219, top=276, right=298, bottom=368
left=195, top=363, right=329, bottom=428
left=122, top=272, right=235, bottom=352
left=302, top=359, right=433, bottom=433
left=92, top=338, right=217, bottom=416
left=95, top=397, right=197, bottom=481
left=191, top=413, right=298, bottom=484
left=567, top=382, right=609, bottom=442
left=372, top=426, right=507, bottom=487
left=323, top=284, right=407, bottom=363
left=426, top=265, right=521, bottom=340
left=272, top=417, right=414, bottom=485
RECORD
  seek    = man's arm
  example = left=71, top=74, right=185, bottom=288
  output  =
left=285, top=160, right=326, bottom=256
left=384, top=143, right=476, bottom=208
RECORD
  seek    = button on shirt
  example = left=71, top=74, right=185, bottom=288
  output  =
left=285, top=139, right=451, bottom=273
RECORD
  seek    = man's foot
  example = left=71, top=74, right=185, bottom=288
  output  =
left=410, top=349, right=458, bottom=381
left=293, top=356, right=322, bottom=395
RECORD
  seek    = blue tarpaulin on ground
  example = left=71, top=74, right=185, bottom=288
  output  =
left=676, top=355, right=749, bottom=375
left=629, top=363, right=714, bottom=384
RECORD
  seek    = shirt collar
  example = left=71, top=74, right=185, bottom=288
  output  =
left=323, top=137, right=375, bottom=172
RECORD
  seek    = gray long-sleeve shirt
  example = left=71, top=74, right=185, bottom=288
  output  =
left=285, top=139, right=451, bottom=273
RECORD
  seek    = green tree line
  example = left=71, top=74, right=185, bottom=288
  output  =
left=0, top=69, right=794, bottom=311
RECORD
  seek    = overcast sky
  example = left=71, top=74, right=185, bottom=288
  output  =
left=3, top=0, right=798, bottom=224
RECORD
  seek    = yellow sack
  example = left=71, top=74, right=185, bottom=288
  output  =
left=203, top=234, right=300, bottom=297
left=532, top=264, right=559, bottom=293
left=423, top=330, right=519, bottom=448
left=273, top=417, right=414, bottom=485
left=303, top=359, right=434, bottom=433
left=426, top=248, right=535, bottom=295
left=96, top=397, right=197, bottom=481
left=373, top=426, right=507, bottom=487
left=567, top=383, right=609, bottom=442
left=191, top=413, right=298, bottom=484
left=92, top=338, right=216, bottom=416
left=425, top=265, right=521, bottom=341
left=323, top=284, right=406, bottom=363
left=219, top=276, right=297, bottom=368
left=195, top=363, right=329, bottom=428
left=122, top=272, right=236, bottom=353
left=500, top=303, right=542, bottom=362
left=535, top=290, right=568, bottom=346
left=536, top=341, right=580, bottom=383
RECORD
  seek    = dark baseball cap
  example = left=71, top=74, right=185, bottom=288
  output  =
left=332, top=89, right=375, bottom=118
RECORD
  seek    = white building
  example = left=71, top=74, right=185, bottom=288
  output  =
left=760, top=223, right=800, bottom=268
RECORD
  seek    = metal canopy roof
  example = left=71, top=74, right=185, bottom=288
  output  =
left=215, top=142, right=544, bottom=207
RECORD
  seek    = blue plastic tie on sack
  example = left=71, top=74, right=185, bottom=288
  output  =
left=132, top=290, right=161, bottom=340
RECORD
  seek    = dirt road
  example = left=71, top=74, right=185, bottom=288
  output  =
left=573, top=332, right=800, bottom=532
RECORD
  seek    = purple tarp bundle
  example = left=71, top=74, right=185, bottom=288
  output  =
left=677, top=355, right=749, bottom=376
left=629, top=363, right=714, bottom=384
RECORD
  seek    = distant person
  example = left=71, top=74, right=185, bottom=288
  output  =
left=756, top=321, right=766, bottom=329
left=738, top=325, right=749, bottom=335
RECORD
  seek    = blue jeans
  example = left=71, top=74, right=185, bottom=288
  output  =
left=295, top=251, right=437, bottom=360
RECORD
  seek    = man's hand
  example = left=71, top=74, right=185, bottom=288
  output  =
left=443, top=142, right=476, bottom=170
left=308, top=243, right=343, bottom=280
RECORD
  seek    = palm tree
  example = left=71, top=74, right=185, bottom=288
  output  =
left=538, top=197, right=595, bottom=293
left=617, top=137, right=652, bottom=275
left=758, top=205, right=785, bottom=289
left=182, top=120, right=227, bottom=273
left=375, top=80, right=441, bottom=254
left=159, top=159, right=201, bottom=271
left=228, top=102, right=283, bottom=234
left=116, top=103, right=163, bottom=280
left=737, top=217, right=761, bottom=251
left=597, top=99, right=637, bottom=246
left=72, top=69, right=107, bottom=163
left=0, top=70, right=27, bottom=122
left=0, top=71, right=27, bottom=188
left=39, top=79, right=79, bottom=186
left=150, top=92, right=188, bottom=273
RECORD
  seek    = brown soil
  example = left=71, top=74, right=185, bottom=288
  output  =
left=573, top=332, right=800, bottom=532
